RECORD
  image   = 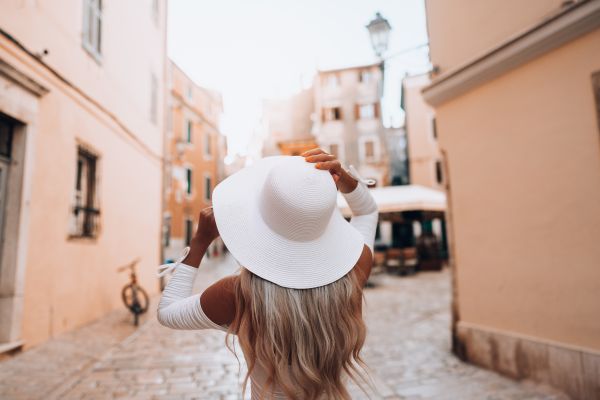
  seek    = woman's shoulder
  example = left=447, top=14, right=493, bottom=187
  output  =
left=200, top=274, right=239, bottom=326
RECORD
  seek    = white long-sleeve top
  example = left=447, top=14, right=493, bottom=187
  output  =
left=156, top=170, right=378, bottom=398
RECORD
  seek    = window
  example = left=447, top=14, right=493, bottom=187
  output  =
left=325, top=73, right=340, bottom=88
left=184, top=218, right=193, bottom=246
left=322, top=107, right=342, bottom=122
left=163, top=214, right=171, bottom=247
left=431, top=116, right=438, bottom=140
left=185, top=167, right=192, bottom=195
left=0, top=115, right=14, bottom=159
left=186, top=84, right=193, bottom=101
left=329, top=143, right=339, bottom=157
left=72, top=147, right=100, bottom=238
left=152, top=0, right=159, bottom=25
left=185, top=119, right=193, bottom=143
left=82, top=0, right=102, bottom=60
left=358, top=104, right=376, bottom=119
left=204, top=131, right=212, bottom=158
left=166, top=102, right=173, bottom=135
left=359, top=70, right=372, bottom=83
left=204, top=174, right=212, bottom=201
left=150, top=73, right=158, bottom=124
left=435, top=160, right=443, bottom=184
left=364, top=140, right=375, bottom=159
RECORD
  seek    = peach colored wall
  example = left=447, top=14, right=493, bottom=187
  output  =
left=435, top=29, right=600, bottom=350
left=0, top=0, right=166, bottom=155
left=0, top=0, right=166, bottom=347
left=403, top=74, right=442, bottom=189
left=425, top=0, right=565, bottom=73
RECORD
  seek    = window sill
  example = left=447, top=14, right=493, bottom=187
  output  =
left=67, top=234, right=99, bottom=243
left=82, top=42, right=102, bottom=66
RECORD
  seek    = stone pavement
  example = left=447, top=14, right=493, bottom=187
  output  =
left=0, top=253, right=568, bottom=399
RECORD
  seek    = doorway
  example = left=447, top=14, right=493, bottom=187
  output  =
left=0, top=115, right=14, bottom=272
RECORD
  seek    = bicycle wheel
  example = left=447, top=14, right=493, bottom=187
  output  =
left=121, top=284, right=150, bottom=314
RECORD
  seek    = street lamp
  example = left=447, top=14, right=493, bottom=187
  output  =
left=366, top=12, right=391, bottom=59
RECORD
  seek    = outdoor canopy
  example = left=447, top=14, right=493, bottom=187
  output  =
left=337, top=184, right=446, bottom=217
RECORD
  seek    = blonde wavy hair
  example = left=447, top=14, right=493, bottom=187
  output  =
left=225, top=266, right=375, bottom=400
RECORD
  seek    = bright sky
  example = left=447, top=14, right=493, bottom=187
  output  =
left=168, top=0, right=430, bottom=160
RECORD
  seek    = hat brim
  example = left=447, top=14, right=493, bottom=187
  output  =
left=212, top=156, right=365, bottom=289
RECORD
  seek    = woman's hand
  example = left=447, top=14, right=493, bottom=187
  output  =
left=193, top=206, right=220, bottom=245
left=182, top=207, right=220, bottom=268
left=301, top=148, right=358, bottom=193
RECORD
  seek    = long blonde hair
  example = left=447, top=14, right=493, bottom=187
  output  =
left=225, top=266, right=374, bottom=400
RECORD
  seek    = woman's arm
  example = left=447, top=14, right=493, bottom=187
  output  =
left=338, top=168, right=378, bottom=257
left=156, top=208, right=232, bottom=332
left=339, top=168, right=379, bottom=286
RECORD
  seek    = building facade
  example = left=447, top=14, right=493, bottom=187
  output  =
left=163, top=61, right=226, bottom=263
left=312, top=64, right=390, bottom=186
left=401, top=73, right=443, bottom=189
left=0, top=0, right=167, bottom=350
left=423, top=0, right=600, bottom=397
left=261, top=87, right=317, bottom=156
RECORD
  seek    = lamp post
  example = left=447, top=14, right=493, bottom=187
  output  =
left=366, top=12, right=392, bottom=186
left=366, top=12, right=411, bottom=186
left=366, top=12, right=391, bottom=101
left=366, top=12, right=392, bottom=59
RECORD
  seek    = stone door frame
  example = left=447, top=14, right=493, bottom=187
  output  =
left=0, top=59, right=46, bottom=352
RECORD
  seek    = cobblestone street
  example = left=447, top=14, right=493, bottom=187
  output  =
left=0, top=253, right=568, bottom=400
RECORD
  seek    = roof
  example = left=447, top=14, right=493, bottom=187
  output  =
left=318, top=62, right=381, bottom=74
left=337, top=184, right=446, bottom=217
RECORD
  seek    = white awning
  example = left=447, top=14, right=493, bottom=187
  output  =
left=337, top=184, right=446, bottom=217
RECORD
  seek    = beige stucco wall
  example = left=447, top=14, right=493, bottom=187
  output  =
left=435, top=28, right=600, bottom=350
left=0, top=0, right=167, bottom=347
left=425, top=0, right=566, bottom=73
left=403, top=74, right=442, bottom=189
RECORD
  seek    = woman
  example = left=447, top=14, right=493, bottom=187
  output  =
left=157, top=148, right=379, bottom=399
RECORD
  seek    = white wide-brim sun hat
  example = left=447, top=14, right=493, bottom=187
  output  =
left=212, top=155, right=364, bottom=289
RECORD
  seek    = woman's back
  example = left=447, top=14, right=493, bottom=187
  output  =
left=224, top=262, right=370, bottom=400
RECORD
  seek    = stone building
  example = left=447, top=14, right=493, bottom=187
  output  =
left=163, top=61, right=226, bottom=263
left=423, top=0, right=600, bottom=397
left=0, top=0, right=167, bottom=350
left=312, top=64, right=390, bottom=185
left=401, top=73, right=442, bottom=190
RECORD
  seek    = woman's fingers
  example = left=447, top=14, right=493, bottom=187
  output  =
left=300, top=147, right=326, bottom=157
left=314, top=160, right=342, bottom=172
left=304, top=153, right=335, bottom=163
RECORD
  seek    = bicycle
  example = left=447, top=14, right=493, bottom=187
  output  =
left=117, top=258, right=150, bottom=326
